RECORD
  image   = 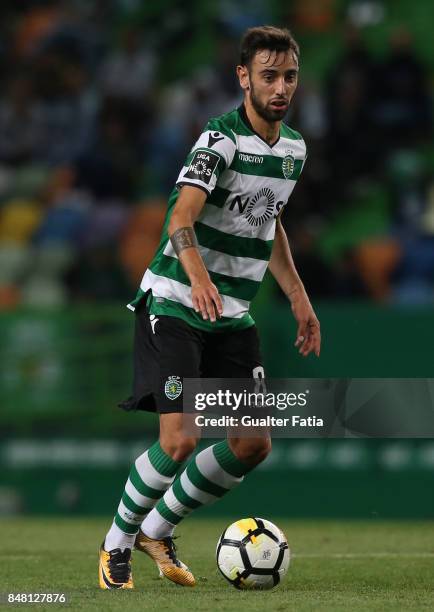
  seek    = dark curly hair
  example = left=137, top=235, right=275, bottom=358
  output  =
left=240, top=25, right=300, bottom=68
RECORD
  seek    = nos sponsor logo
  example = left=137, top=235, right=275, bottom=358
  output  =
left=228, top=190, right=284, bottom=225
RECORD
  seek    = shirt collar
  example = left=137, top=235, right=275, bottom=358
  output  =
left=237, top=103, right=281, bottom=149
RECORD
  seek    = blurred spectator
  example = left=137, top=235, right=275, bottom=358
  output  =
left=0, top=75, right=42, bottom=165
left=74, top=98, right=143, bottom=200
left=371, top=28, right=432, bottom=151
left=32, top=52, right=96, bottom=164
left=118, top=200, right=166, bottom=287
left=283, top=221, right=336, bottom=299
left=387, top=150, right=434, bottom=303
left=215, top=0, right=271, bottom=36
left=290, top=0, right=336, bottom=32
left=325, top=26, right=375, bottom=188
left=99, top=27, right=156, bottom=107
left=65, top=245, right=130, bottom=302
left=12, top=0, right=64, bottom=58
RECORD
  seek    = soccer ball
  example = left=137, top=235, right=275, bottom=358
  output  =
left=216, top=517, right=290, bottom=590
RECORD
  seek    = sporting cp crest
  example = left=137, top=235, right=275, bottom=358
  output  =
left=165, top=375, right=183, bottom=400
left=282, top=150, right=295, bottom=179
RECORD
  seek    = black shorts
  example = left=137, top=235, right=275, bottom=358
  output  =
left=119, top=298, right=263, bottom=414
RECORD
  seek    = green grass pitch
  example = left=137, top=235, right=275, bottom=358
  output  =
left=1, top=518, right=434, bottom=611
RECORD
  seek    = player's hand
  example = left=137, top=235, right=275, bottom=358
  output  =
left=191, top=278, right=223, bottom=322
left=289, top=286, right=321, bottom=357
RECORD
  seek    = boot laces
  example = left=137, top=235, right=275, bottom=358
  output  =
left=108, top=548, right=132, bottom=582
left=162, top=536, right=181, bottom=567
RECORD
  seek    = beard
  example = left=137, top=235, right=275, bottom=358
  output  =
left=250, top=82, right=288, bottom=122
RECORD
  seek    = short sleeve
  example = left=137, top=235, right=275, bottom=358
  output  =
left=176, top=125, right=237, bottom=195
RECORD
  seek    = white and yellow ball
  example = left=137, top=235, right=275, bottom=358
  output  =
left=216, top=517, right=290, bottom=590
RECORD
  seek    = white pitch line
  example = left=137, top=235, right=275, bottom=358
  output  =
left=293, top=552, right=434, bottom=559
left=3, top=552, right=434, bottom=560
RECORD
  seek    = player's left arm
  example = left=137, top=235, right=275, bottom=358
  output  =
left=268, top=217, right=321, bottom=357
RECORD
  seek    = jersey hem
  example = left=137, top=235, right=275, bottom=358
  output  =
left=148, top=293, right=255, bottom=333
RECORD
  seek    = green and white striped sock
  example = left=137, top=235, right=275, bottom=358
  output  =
left=104, top=441, right=181, bottom=551
left=140, top=440, right=250, bottom=539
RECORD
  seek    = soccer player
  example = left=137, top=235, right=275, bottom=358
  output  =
left=99, top=25, right=321, bottom=589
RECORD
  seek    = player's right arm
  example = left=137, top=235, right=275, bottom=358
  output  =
left=168, top=120, right=236, bottom=322
left=168, top=185, right=223, bottom=322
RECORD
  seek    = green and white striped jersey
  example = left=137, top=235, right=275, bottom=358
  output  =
left=130, top=105, right=307, bottom=331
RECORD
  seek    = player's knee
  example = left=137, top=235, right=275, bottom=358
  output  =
left=230, top=437, right=272, bottom=467
left=160, top=435, right=197, bottom=462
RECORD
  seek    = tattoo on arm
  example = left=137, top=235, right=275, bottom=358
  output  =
left=170, top=226, right=199, bottom=256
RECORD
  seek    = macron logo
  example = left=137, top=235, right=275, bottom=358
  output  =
left=207, top=131, right=225, bottom=148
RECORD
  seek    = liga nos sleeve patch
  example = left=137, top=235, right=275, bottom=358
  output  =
left=183, top=149, right=220, bottom=185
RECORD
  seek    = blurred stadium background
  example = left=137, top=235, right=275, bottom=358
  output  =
left=1, top=0, right=434, bottom=520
